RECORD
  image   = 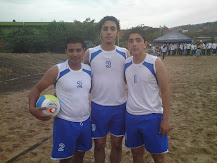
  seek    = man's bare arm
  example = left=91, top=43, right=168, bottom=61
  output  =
left=155, top=58, right=171, bottom=136
left=83, top=49, right=90, bottom=65
left=29, top=65, right=58, bottom=120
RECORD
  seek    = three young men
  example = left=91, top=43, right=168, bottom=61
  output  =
left=29, top=17, right=171, bottom=163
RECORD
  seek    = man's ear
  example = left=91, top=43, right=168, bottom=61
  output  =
left=117, top=31, right=120, bottom=37
left=144, top=41, right=148, bottom=49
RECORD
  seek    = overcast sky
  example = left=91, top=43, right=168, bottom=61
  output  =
left=1, top=0, right=217, bottom=29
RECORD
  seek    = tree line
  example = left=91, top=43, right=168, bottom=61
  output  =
left=1, top=18, right=215, bottom=53
left=0, top=19, right=100, bottom=53
left=0, top=18, right=164, bottom=53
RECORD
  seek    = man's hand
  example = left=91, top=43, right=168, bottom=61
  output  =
left=29, top=107, right=52, bottom=121
left=159, top=119, right=171, bottom=136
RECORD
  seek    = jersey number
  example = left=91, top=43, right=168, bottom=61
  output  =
left=134, top=75, right=137, bottom=83
left=58, top=143, right=65, bottom=151
left=77, top=81, right=82, bottom=88
left=106, top=61, right=111, bottom=68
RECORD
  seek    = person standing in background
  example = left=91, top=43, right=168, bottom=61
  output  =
left=179, top=43, right=183, bottom=55
left=212, top=43, right=216, bottom=55
left=202, top=42, right=206, bottom=55
left=184, top=43, right=187, bottom=55
left=162, top=45, right=167, bottom=59
left=206, top=42, right=212, bottom=55
left=187, top=43, right=191, bottom=56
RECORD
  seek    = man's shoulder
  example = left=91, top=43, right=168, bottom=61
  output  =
left=56, top=60, right=67, bottom=65
left=145, top=54, right=158, bottom=64
left=56, top=60, right=68, bottom=69
left=82, top=63, right=91, bottom=71
left=116, top=46, right=128, bottom=58
left=125, top=56, right=133, bottom=63
left=89, top=45, right=101, bottom=54
left=116, top=45, right=127, bottom=52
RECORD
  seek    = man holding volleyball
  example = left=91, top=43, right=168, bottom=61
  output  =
left=29, top=36, right=92, bottom=163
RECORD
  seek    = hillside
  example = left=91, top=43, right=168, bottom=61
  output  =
left=171, top=21, right=217, bottom=31
left=169, top=21, right=217, bottom=38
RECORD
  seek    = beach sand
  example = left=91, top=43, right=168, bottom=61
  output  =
left=0, top=55, right=217, bottom=163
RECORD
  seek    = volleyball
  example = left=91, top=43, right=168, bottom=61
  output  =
left=36, top=95, right=60, bottom=117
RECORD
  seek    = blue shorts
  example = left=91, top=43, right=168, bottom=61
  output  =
left=51, top=117, right=92, bottom=160
left=91, top=101, right=126, bottom=138
left=125, top=112, right=168, bottom=154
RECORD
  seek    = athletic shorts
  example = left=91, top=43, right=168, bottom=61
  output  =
left=91, top=101, right=126, bottom=139
left=125, top=112, right=168, bottom=154
left=51, top=117, right=92, bottom=160
left=196, top=51, right=200, bottom=54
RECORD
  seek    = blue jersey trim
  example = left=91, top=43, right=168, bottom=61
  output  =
left=56, top=68, right=70, bottom=82
left=82, top=68, right=91, bottom=77
left=90, top=50, right=102, bottom=63
left=116, top=49, right=126, bottom=59
left=54, top=68, right=70, bottom=88
left=142, top=61, right=158, bottom=84
left=125, top=61, right=133, bottom=71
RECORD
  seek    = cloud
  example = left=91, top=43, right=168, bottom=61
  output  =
left=0, top=0, right=216, bottom=28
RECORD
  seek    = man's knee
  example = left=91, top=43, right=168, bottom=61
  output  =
left=131, top=147, right=144, bottom=159
left=151, top=153, right=166, bottom=163
left=94, top=137, right=106, bottom=151
left=74, top=150, right=85, bottom=159
left=111, top=136, right=123, bottom=150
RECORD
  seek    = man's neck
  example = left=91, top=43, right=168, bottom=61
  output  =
left=133, top=52, right=147, bottom=64
left=68, top=61, right=82, bottom=70
left=100, top=42, right=116, bottom=51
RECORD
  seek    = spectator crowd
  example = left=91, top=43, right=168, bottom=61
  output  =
left=150, top=42, right=217, bottom=56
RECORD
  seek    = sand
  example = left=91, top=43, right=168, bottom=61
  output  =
left=0, top=55, right=217, bottom=163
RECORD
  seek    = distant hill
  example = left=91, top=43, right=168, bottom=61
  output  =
left=158, top=21, right=216, bottom=42
left=170, top=21, right=217, bottom=32
left=169, top=21, right=217, bottom=38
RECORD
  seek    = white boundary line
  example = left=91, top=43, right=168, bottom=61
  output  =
left=0, top=73, right=44, bottom=83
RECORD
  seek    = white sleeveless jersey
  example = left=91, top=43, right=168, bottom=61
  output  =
left=55, top=61, right=91, bottom=122
left=89, top=45, right=127, bottom=106
left=125, top=54, right=163, bottom=115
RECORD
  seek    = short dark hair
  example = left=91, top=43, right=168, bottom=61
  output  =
left=98, top=16, right=120, bottom=31
left=127, top=27, right=147, bottom=42
left=65, top=36, right=85, bottom=49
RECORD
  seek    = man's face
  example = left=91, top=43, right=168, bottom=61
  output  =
left=65, top=43, right=84, bottom=65
left=100, top=20, right=118, bottom=44
left=127, top=33, right=147, bottom=55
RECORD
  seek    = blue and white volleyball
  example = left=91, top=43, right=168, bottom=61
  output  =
left=36, top=95, right=60, bottom=117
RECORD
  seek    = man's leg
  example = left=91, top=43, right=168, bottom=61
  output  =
left=110, top=135, right=124, bottom=163
left=131, top=145, right=145, bottom=163
left=60, top=157, right=72, bottom=163
left=71, top=148, right=85, bottom=163
left=94, top=136, right=107, bottom=163
left=151, top=153, right=166, bottom=163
